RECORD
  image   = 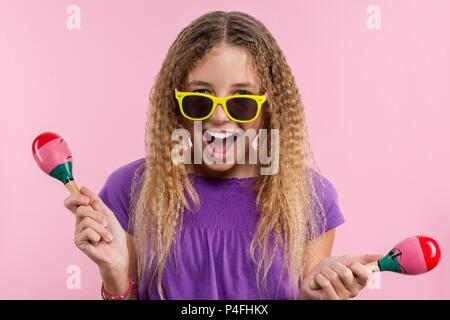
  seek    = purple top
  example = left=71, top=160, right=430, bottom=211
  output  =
left=99, top=158, right=345, bottom=300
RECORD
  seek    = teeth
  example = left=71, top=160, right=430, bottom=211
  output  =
left=205, top=130, right=237, bottom=140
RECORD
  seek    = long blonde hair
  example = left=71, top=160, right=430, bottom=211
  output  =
left=129, top=11, right=325, bottom=299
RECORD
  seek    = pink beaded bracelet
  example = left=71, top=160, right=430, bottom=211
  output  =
left=101, top=274, right=134, bottom=300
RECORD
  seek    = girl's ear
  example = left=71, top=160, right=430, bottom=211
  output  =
left=175, top=88, right=179, bottom=93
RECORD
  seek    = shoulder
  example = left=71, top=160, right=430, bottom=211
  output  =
left=104, top=158, right=146, bottom=188
left=98, top=158, right=146, bottom=232
left=311, top=170, right=339, bottom=207
left=308, top=169, right=345, bottom=234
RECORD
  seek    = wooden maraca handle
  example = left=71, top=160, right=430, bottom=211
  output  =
left=64, top=180, right=96, bottom=212
left=309, top=260, right=380, bottom=290
left=64, top=180, right=81, bottom=195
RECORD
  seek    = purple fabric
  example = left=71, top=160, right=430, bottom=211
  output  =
left=99, top=158, right=345, bottom=300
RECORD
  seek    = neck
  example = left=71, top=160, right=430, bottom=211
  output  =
left=188, top=163, right=260, bottom=179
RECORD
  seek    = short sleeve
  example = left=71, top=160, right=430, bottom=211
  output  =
left=98, top=159, right=145, bottom=234
left=308, top=171, right=345, bottom=240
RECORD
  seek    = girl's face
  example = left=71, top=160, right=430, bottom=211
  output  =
left=180, top=43, right=265, bottom=178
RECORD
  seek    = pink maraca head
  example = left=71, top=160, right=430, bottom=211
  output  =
left=32, top=132, right=74, bottom=184
left=378, top=235, right=441, bottom=275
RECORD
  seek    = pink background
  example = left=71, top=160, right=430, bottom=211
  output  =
left=1, top=0, right=449, bottom=299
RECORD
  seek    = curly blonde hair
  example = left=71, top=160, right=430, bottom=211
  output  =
left=129, top=11, right=325, bottom=299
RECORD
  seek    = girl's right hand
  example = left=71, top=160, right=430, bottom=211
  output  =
left=63, top=186, right=129, bottom=275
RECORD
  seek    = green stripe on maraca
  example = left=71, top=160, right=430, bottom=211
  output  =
left=49, top=161, right=74, bottom=184
left=377, top=248, right=403, bottom=273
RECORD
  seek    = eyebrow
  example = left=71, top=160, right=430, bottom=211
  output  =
left=231, top=82, right=257, bottom=89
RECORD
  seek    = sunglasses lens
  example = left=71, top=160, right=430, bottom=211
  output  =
left=226, top=97, right=259, bottom=121
left=182, top=95, right=213, bottom=119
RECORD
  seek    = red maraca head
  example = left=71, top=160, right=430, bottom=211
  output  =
left=32, top=132, right=74, bottom=184
left=378, top=235, right=441, bottom=275
left=418, top=235, right=441, bottom=272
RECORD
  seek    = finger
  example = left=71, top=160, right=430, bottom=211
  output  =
left=321, top=266, right=351, bottom=299
left=300, top=283, right=322, bottom=300
left=76, top=217, right=113, bottom=242
left=64, top=194, right=90, bottom=214
left=313, top=273, right=339, bottom=300
left=331, top=263, right=360, bottom=298
left=75, top=227, right=101, bottom=249
left=80, top=186, right=108, bottom=212
left=358, top=254, right=384, bottom=264
left=350, top=262, right=372, bottom=287
left=341, top=254, right=384, bottom=267
left=75, top=205, right=107, bottom=226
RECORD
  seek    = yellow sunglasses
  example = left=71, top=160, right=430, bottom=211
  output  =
left=175, top=91, right=266, bottom=123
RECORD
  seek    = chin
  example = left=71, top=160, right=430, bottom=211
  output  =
left=202, top=162, right=236, bottom=173
left=201, top=144, right=250, bottom=174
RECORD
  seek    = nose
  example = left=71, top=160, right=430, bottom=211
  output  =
left=208, top=103, right=229, bottom=124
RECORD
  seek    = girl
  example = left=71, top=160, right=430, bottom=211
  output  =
left=64, top=11, right=381, bottom=300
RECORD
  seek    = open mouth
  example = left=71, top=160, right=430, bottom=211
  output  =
left=204, top=129, right=239, bottom=143
left=202, top=129, right=240, bottom=158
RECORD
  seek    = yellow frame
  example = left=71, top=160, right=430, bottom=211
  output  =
left=175, top=91, right=266, bottom=123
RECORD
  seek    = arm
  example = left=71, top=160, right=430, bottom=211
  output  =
left=100, top=233, right=138, bottom=300
left=127, top=233, right=138, bottom=299
left=301, top=228, right=336, bottom=279
left=299, top=228, right=381, bottom=300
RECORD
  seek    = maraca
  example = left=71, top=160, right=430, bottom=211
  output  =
left=310, top=235, right=441, bottom=290
left=32, top=132, right=80, bottom=195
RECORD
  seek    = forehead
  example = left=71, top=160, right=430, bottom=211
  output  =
left=187, top=44, right=259, bottom=85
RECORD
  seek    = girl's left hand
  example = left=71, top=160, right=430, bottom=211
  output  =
left=300, top=254, right=383, bottom=300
